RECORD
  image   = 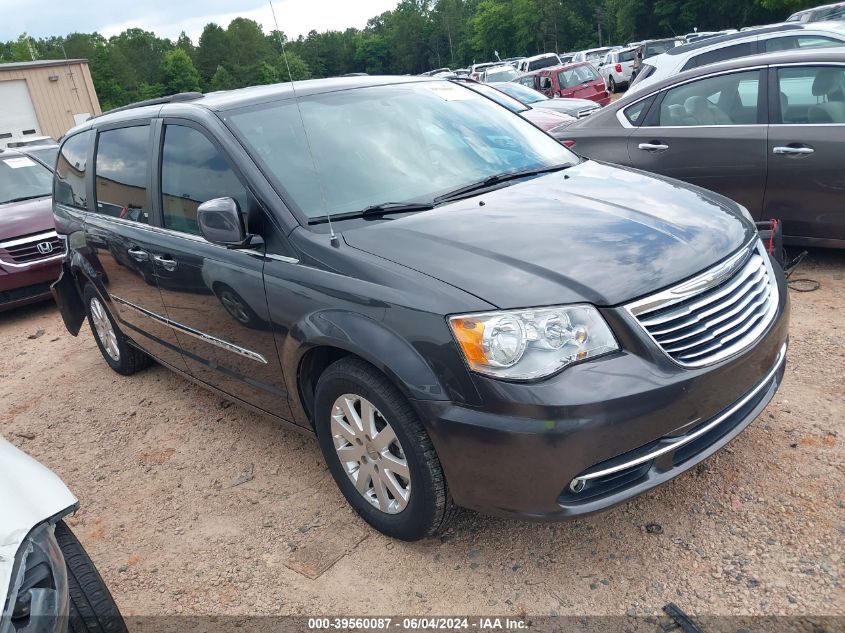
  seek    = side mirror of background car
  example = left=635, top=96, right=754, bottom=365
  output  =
left=197, top=197, right=261, bottom=249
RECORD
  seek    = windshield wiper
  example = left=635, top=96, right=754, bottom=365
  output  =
left=1, top=194, right=50, bottom=204
left=433, top=164, right=572, bottom=204
left=308, top=201, right=434, bottom=225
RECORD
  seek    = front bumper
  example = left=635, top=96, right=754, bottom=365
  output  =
left=414, top=272, right=789, bottom=519
left=0, top=259, right=60, bottom=312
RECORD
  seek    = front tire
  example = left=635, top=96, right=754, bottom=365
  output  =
left=314, top=357, right=456, bottom=540
left=83, top=283, right=151, bottom=375
left=55, top=521, right=128, bottom=633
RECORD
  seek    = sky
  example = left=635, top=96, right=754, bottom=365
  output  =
left=0, top=0, right=398, bottom=42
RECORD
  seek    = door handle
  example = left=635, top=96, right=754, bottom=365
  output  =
left=773, top=146, right=814, bottom=156
left=638, top=142, right=670, bottom=152
left=153, top=255, right=178, bottom=271
left=127, top=247, right=149, bottom=262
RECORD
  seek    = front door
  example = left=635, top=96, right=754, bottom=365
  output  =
left=150, top=122, right=291, bottom=418
left=85, top=123, right=188, bottom=370
left=626, top=69, right=768, bottom=215
left=764, top=64, right=845, bottom=242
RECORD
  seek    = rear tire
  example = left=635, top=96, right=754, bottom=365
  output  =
left=314, top=357, right=457, bottom=540
left=55, top=521, right=128, bottom=633
left=83, top=283, right=151, bottom=375
left=608, top=76, right=617, bottom=93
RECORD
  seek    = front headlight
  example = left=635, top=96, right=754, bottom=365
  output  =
left=448, top=304, right=618, bottom=380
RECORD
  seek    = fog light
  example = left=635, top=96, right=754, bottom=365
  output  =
left=569, top=478, right=586, bottom=493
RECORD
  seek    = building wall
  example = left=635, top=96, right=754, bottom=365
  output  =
left=0, top=61, right=101, bottom=140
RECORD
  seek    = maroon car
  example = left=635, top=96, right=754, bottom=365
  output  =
left=516, top=62, right=612, bottom=106
left=0, top=148, right=63, bottom=311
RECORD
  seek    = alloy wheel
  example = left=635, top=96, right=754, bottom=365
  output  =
left=90, top=296, right=120, bottom=362
left=330, top=394, right=411, bottom=514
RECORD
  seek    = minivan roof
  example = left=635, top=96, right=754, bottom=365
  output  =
left=69, top=76, right=443, bottom=134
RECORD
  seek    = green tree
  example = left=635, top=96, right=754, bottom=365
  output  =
left=196, top=23, right=228, bottom=82
left=161, top=48, right=202, bottom=94
left=210, top=65, right=238, bottom=91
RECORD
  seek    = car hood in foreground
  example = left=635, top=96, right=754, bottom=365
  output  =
left=343, top=161, right=753, bottom=309
left=0, top=436, right=77, bottom=608
left=0, top=196, right=54, bottom=242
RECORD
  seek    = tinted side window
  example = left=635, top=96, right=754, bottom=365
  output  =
left=659, top=70, right=760, bottom=126
left=765, top=35, right=841, bottom=52
left=624, top=97, right=653, bottom=125
left=54, top=130, right=92, bottom=210
left=777, top=66, right=845, bottom=124
left=683, top=42, right=756, bottom=71
left=94, top=125, right=151, bottom=223
left=160, top=125, right=247, bottom=236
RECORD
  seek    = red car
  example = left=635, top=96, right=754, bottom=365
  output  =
left=515, top=62, right=611, bottom=106
left=0, top=148, right=63, bottom=311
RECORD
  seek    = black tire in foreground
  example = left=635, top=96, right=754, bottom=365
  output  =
left=83, top=283, right=151, bottom=375
left=54, top=521, right=128, bottom=633
left=314, top=357, right=458, bottom=541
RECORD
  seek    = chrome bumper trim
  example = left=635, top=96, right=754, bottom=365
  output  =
left=571, top=342, right=786, bottom=487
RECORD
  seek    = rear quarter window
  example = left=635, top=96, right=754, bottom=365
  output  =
left=54, top=130, right=92, bottom=210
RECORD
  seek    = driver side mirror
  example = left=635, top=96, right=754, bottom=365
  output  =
left=197, top=197, right=259, bottom=248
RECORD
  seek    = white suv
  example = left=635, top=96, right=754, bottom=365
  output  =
left=515, top=53, right=562, bottom=73
left=629, top=21, right=845, bottom=94
left=598, top=47, right=637, bottom=92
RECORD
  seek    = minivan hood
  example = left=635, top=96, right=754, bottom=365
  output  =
left=343, top=161, right=753, bottom=308
left=0, top=196, right=54, bottom=242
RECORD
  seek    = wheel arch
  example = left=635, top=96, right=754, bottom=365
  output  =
left=282, top=311, right=448, bottom=428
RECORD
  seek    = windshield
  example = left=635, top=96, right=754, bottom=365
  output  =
left=0, top=154, right=53, bottom=205
left=23, top=146, right=59, bottom=170
left=558, top=64, right=599, bottom=88
left=492, top=82, right=546, bottom=104
left=527, top=56, right=561, bottom=71
left=645, top=41, right=679, bottom=57
left=586, top=49, right=612, bottom=61
left=228, top=82, right=576, bottom=221
left=485, top=67, right=519, bottom=82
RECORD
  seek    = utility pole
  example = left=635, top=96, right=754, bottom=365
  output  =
left=597, top=22, right=602, bottom=47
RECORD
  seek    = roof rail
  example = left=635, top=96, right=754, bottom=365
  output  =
left=94, top=92, right=204, bottom=119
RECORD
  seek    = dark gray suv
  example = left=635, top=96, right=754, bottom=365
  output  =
left=52, top=77, right=789, bottom=540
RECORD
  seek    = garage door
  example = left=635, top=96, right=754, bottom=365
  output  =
left=0, top=80, right=41, bottom=144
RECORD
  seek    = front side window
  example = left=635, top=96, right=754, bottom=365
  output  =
left=765, top=35, right=841, bottom=52
left=558, top=64, right=599, bottom=88
left=659, top=70, right=760, bottom=126
left=54, top=131, right=92, bottom=210
left=777, top=66, right=845, bottom=124
left=0, top=152, right=53, bottom=206
left=94, top=126, right=151, bottom=223
left=683, top=42, right=756, bottom=71
left=228, top=82, right=575, bottom=221
left=160, top=125, right=248, bottom=235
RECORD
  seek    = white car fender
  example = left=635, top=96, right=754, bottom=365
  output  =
left=0, top=437, right=77, bottom=610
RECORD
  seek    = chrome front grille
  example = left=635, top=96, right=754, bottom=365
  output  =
left=627, top=241, right=778, bottom=367
left=0, top=231, right=64, bottom=265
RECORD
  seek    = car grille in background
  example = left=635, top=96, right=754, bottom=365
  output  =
left=0, top=231, right=64, bottom=264
left=628, top=241, right=778, bottom=367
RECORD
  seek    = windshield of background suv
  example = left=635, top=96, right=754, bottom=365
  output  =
left=559, top=64, right=599, bottom=88
left=528, top=56, right=561, bottom=71
left=0, top=154, right=53, bottom=205
left=492, top=82, right=546, bottom=103
left=228, top=82, right=576, bottom=221
left=645, top=40, right=680, bottom=57
left=485, top=67, right=519, bottom=82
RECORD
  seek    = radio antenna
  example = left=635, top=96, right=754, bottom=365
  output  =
left=268, top=0, right=337, bottom=244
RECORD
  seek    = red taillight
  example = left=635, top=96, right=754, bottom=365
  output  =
left=615, top=63, right=622, bottom=73
left=561, top=139, right=577, bottom=149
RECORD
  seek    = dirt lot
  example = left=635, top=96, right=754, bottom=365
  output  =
left=1, top=249, right=843, bottom=618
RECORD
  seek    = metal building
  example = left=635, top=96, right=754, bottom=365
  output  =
left=0, top=59, right=101, bottom=147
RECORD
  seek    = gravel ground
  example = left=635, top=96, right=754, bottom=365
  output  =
left=1, top=249, right=842, bottom=618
